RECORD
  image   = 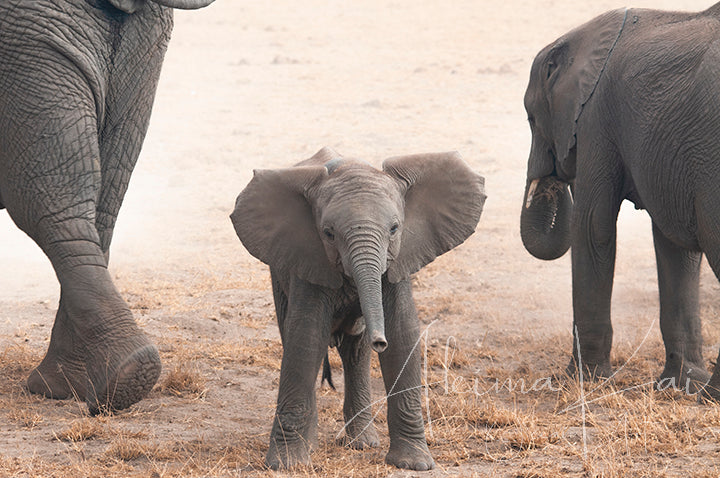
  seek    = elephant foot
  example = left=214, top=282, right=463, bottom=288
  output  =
left=385, top=438, right=434, bottom=471
left=698, top=368, right=720, bottom=404
left=338, top=424, right=380, bottom=450
left=27, top=354, right=87, bottom=401
left=27, top=304, right=88, bottom=400
left=657, top=356, right=710, bottom=395
left=565, top=357, right=612, bottom=380
left=265, top=437, right=313, bottom=470
left=85, top=336, right=161, bottom=415
left=265, top=405, right=319, bottom=470
left=698, top=382, right=720, bottom=403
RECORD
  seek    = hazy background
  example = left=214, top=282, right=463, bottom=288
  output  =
left=1, top=0, right=715, bottom=340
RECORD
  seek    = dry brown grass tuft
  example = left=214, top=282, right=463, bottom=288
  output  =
left=0, top=344, right=42, bottom=391
left=55, top=417, right=108, bottom=442
left=7, top=408, right=43, bottom=429
left=158, top=337, right=282, bottom=372
left=104, top=437, right=156, bottom=461
left=158, top=365, right=208, bottom=399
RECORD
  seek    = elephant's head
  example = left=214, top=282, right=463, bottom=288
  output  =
left=109, top=0, right=216, bottom=14
left=231, top=148, right=485, bottom=353
left=521, top=8, right=628, bottom=260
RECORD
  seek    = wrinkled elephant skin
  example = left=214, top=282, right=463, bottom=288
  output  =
left=0, top=0, right=213, bottom=414
left=231, top=147, right=486, bottom=470
left=521, top=4, right=720, bottom=395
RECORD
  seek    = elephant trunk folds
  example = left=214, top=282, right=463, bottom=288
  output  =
left=520, top=176, right=573, bottom=260
left=348, top=231, right=388, bottom=353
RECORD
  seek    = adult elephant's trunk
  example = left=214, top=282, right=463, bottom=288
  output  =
left=348, top=231, right=388, bottom=353
left=520, top=176, right=572, bottom=260
left=150, top=0, right=215, bottom=9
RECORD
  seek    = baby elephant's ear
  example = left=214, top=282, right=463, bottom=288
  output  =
left=231, top=166, right=343, bottom=289
left=382, top=152, right=486, bottom=283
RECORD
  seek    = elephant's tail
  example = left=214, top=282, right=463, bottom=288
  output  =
left=321, top=352, right=335, bottom=390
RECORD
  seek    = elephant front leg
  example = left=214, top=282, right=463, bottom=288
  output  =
left=568, top=187, right=622, bottom=379
left=652, top=223, right=708, bottom=393
left=337, top=330, right=380, bottom=449
left=266, top=281, right=331, bottom=470
left=379, top=279, right=433, bottom=471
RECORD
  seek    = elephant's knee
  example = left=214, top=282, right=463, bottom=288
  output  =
left=274, top=403, right=313, bottom=434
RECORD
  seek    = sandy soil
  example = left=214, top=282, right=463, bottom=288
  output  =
left=2, top=1, right=720, bottom=476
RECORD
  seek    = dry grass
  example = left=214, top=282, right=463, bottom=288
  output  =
left=55, top=418, right=108, bottom=442
left=7, top=407, right=44, bottom=429
left=158, top=365, right=208, bottom=399
left=4, top=318, right=720, bottom=477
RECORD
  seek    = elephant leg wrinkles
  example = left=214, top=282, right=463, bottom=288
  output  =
left=27, top=297, right=88, bottom=400
left=568, top=166, right=623, bottom=379
left=26, top=62, right=166, bottom=404
left=337, top=330, right=380, bottom=449
left=697, top=212, right=720, bottom=401
left=0, top=4, right=171, bottom=413
left=34, top=222, right=160, bottom=414
left=266, top=276, right=332, bottom=469
left=652, top=222, right=708, bottom=392
left=1, top=107, right=160, bottom=413
left=379, top=279, right=433, bottom=471
left=94, top=8, right=171, bottom=256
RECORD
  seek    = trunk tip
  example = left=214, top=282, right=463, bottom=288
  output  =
left=372, top=337, right=388, bottom=353
left=369, top=328, right=388, bottom=353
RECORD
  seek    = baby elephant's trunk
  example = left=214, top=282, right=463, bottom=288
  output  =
left=354, top=269, right=387, bottom=353
left=349, top=236, right=388, bottom=353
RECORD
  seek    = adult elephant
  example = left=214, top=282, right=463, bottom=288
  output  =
left=520, top=4, right=720, bottom=397
left=0, top=0, right=214, bottom=414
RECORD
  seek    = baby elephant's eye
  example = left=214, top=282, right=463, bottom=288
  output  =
left=390, top=223, right=399, bottom=235
left=323, top=228, right=335, bottom=241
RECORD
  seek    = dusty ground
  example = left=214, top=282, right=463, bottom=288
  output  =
left=3, top=0, right=720, bottom=476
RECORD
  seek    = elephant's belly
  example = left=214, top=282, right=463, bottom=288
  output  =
left=638, top=183, right=701, bottom=251
left=650, top=213, right=701, bottom=252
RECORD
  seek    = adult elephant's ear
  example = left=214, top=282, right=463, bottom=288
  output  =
left=546, top=8, right=628, bottom=169
left=231, top=166, right=343, bottom=289
left=383, top=152, right=486, bottom=283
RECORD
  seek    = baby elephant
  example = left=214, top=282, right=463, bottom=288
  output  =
left=231, top=147, right=485, bottom=470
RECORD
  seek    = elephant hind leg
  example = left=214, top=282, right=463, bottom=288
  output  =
left=0, top=51, right=161, bottom=411
left=652, top=222, right=708, bottom=393
left=7, top=166, right=161, bottom=413
left=41, top=229, right=161, bottom=414
left=695, top=206, right=720, bottom=401
left=21, top=217, right=161, bottom=413
left=27, top=299, right=87, bottom=400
